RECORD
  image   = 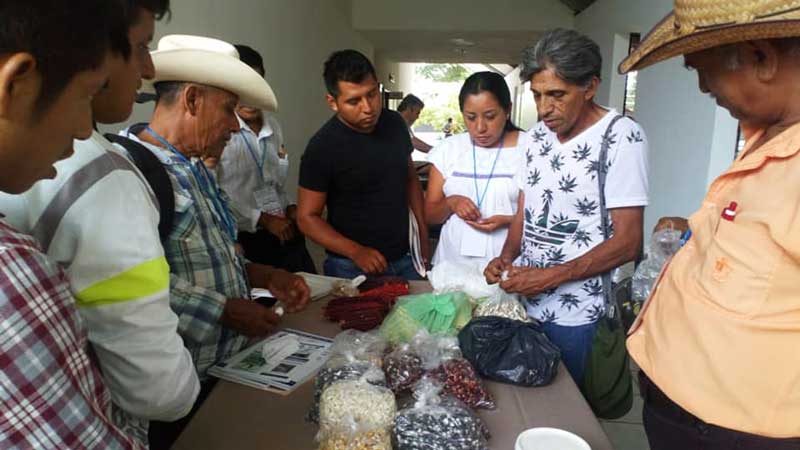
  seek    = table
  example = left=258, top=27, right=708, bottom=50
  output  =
left=173, top=282, right=613, bottom=450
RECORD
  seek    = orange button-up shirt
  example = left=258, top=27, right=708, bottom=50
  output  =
left=628, top=123, right=800, bottom=438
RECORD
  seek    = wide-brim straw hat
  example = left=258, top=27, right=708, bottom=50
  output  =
left=619, top=0, right=800, bottom=74
left=141, top=34, right=278, bottom=111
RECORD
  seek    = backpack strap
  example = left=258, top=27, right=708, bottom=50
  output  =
left=105, top=132, right=175, bottom=242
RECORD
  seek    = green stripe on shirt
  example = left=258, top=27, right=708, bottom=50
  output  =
left=76, top=257, right=170, bottom=307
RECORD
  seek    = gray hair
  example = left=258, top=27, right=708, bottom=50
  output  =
left=154, top=81, right=187, bottom=106
left=520, top=28, right=602, bottom=87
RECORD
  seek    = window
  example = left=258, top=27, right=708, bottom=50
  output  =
left=623, top=33, right=641, bottom=116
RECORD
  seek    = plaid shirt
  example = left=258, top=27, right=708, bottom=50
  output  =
left=0, top=220, right=141, bottom=449
left=129, top=136, right=250, bottom=379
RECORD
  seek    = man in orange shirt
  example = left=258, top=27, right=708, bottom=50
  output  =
left=620, top=1, right=800, bottom=449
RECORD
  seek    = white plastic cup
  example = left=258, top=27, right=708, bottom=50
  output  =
left=515, top=427, right=591, bottom=450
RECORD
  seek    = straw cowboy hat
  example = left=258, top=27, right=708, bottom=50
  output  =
left=620, top=0, right=800, bottom=74
left=142, top=34, right=278, bottom=111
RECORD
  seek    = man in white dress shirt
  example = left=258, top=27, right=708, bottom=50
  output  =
left=217, top=44, right=316, bottom=273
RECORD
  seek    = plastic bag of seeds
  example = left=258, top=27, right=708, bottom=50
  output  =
left=427, top=261, right=498, bottom=301
left=307, top=357, right=387, bottom=423
left=383, top=343, right=423, bottom=394
left=412, top=333, right=496, bottom=410
left=318, top=379, right=396, bottom=450
left=326, top=329, right=388, bottom=369
left=379, top=292, right=473, bottom=344
left=393, top=378, right=490, bottom=450
left=458, top=316, right=561, bottom=387
left=411, top=332, right=461, bottom=371
left=318, top=415, right=393, bottom=450
left=473, top=291, right=530, bottom=322
left=427, top=357, right=496, bottom=410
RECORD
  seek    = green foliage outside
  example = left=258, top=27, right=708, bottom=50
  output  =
left=413, top=63, right=469, bottom=134
left=416, top=95, right=465, bottom=134
left=415, top=64, right=470, bottom=83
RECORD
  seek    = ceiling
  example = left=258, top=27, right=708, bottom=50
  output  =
left=559, top=0, right=597, bottom=13
left=364, top=30, right=542, bottom=65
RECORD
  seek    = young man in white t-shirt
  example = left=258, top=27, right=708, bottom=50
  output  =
left=486, top=28, right=649, bottom=385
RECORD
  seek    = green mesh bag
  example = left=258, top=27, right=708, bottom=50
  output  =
left=380, top=292, right=473, bottom=344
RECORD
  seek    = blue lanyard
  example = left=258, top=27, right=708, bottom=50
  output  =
left=472, top=132, right=505, bottom=210
left=145, top=126, right=238, bottom=241
left=242, top=134, right=268, bottom=184
left=680, top=228, right=692, bottom=246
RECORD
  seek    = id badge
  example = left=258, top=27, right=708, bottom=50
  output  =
left=254, top=186, right=283, bottom=214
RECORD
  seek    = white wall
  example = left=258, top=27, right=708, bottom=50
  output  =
left=374, top=53, right=414, bottom=99
left=506, top=66, right=538, bottom=130
left=109, top=0, right=374, bottom=200
left=706, top=107, right=739, bottom=188
left=575, top=0, right=671, bottom=108
left=351, top=0, right=574, bottom=32
left=576, top=0, right=738, bottom=233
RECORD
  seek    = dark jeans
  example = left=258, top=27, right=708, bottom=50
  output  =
left=148, top=378, right=217, bottom=450
left=323, top=253, right=423, bottom=281
left=639, top=371, right=800, bottom=450
left=539, top=320, right=598, bottom=386
left=238, top=228, right=316, bottom=274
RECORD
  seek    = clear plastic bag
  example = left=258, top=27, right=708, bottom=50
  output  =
left=393, top=378, right=490, bottom=450
left=410, top=331, right=461, bottom=371
left=428, top=357, right=496, bottom=410
left=331, top=275, right=366, bottom=298
left=307, top=330, right=388, bottom=423
left=411, top=332, right=496, bottom=410
left=428, top=261, right=500, bottom=301
left=631, top=229, right=682, bottom=305
left=325, top=330, right=388, bottom=369
left=473, top=291, right=530, bottom=322
left=318, top=416, right=392, bottom=450
left=383, top=344, right=423, bottom=394
left=318, top=379, right=396, bottom=450
left=307, top=361, right=386, bottom=424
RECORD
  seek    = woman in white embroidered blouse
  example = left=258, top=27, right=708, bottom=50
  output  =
left=425, top=71, right=526, bottom=270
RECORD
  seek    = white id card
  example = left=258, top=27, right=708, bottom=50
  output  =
left=460, top=225, right=488, bottom=257
left=254, top=186, right=283, bottom=214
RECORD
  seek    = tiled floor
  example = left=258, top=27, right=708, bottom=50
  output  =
left=600, top=363, right=651, bottom=450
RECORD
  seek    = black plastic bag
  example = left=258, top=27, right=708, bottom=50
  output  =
left=458, top=317, right=561, bottom=387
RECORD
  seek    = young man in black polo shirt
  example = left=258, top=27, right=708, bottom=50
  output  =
left=297, top=49, right=429, bottom=280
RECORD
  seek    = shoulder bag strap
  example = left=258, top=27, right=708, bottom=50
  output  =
left=598, top=114, right=625, bottom=320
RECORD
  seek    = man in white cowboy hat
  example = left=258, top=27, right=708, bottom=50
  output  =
left=122, top=34, right=310, bottom=448
left=0, top=1, right=201, bottom=446
left=620, top=1, right=800, bottom=448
